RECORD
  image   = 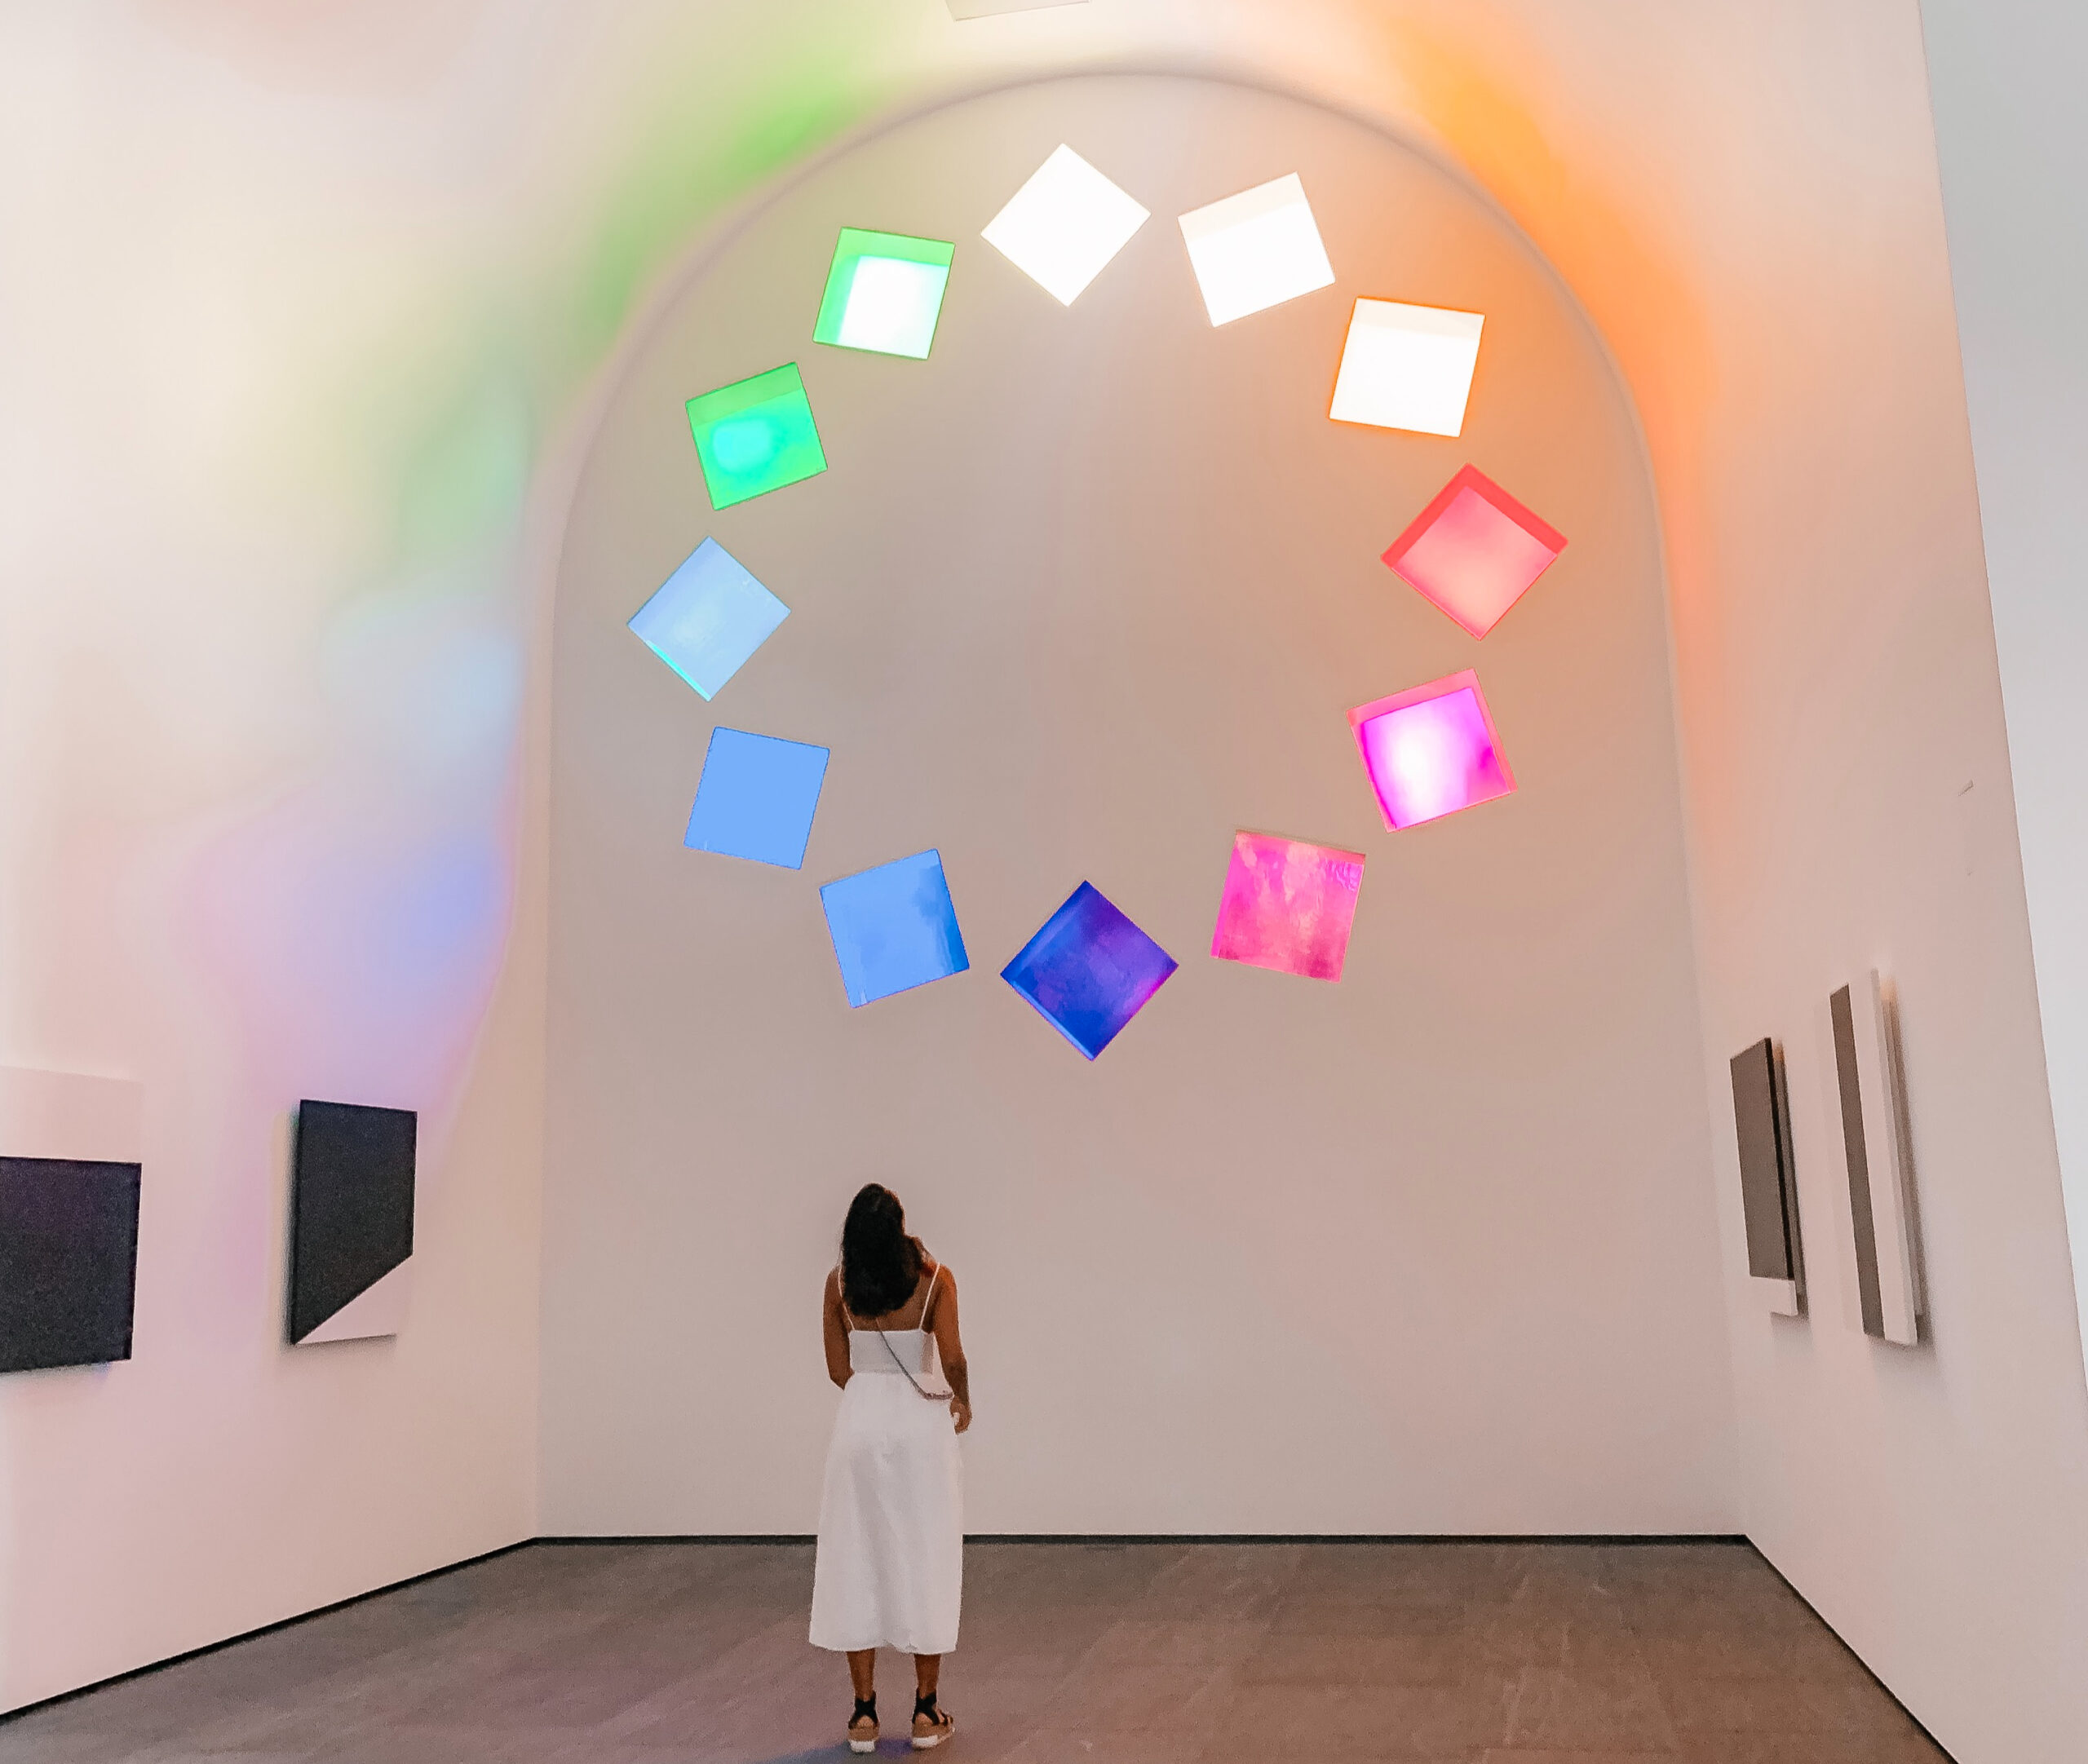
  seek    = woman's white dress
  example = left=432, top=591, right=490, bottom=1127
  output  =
left=810, top=1271, right=963, bottom=1656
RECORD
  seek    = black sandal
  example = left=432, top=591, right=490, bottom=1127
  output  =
left=848, top=1695, right=878, bottom=1754
left=911, top=1690, right=955, bottom=1750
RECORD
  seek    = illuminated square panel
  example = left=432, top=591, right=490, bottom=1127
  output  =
left=1349, top=670, right=1515, bottom=830
left=1178, top=174, right=1335, bottom=326
left=1002, top=882, right=1178, bottom=1060
left=1384, top=465, right=1566, bottom=638
left=814, top=229, right=954, bottom=359
left=949, top=0, right=1085, bottom=14
left=981, top=144, right=1149, bottom=307
left=1329, top=299, right=1485, bottom=437
left=628, top=537, right=788, bottom=701
left=683, top=727, right=830, bottom=869
left=686, top=363, right=827, bottom=509
left=1210, top=833, right=1365, bottom=983
left=821, top=850, right=970, bottom=1008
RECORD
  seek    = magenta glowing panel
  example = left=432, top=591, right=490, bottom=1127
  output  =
left=1210, top=833, right=1365, bottom=982
left=1349, top=670, right=1515, bottom=830
left=1382, top=466, right=1566, bottom=639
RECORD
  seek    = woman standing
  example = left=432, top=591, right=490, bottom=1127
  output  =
left=811, top=1183, right=971, bottom=1752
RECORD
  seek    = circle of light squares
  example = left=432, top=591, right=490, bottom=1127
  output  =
left=626, top=144, right=1569, bottom=1061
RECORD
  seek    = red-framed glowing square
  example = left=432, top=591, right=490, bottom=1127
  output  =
left=1382, top=465, right=1566, bottom=639
left=1348, top=670, right=1515, bottom=830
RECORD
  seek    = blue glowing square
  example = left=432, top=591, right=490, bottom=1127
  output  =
left=1002, top=882, right=1178, bottom=1060
left=628, top=538, right=788, bottom=701
left=820, top=850, right=971, bottom=1007
left=683, top=727, right=829, bottom=869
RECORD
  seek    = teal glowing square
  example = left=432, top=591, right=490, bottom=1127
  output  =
left=813, top=229, right=955, bottom=360
left=628, top=538, right=788, bottom=701
left=684, top=727, right=829, bottom=869
left=820, top=850, right=970, bottom=1007
left=686, top=363, right=827, bottom=509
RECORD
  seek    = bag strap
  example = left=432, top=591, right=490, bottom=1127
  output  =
left=878, top=1324, right=953, bottom=1401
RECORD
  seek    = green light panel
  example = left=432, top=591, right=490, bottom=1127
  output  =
left=813, top=229, right=955, bottom=360
left=685, top=363, right=828, bottom=509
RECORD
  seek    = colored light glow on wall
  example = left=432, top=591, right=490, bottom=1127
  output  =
left=1384, top=465, right=1566, bottom=638
left=821, top=850, right=971, bottom=1007
left=1329, top=298, right=1485, bottom=437
left=628, top=537, right=789, bottom=701
left=1350, top=670, right=1515, bottom=829
left=1210, top=833, right=1365, bottom=982
left=1178, top=174, right=1335, bottom=326
left=683, top=727, right=830, bottom=869
left=981, top=144, right=1149, bottom=307
left=814, top=228, right=955, bottom=359
left=1002, top=882, right=1178, bottom=1059
left=686, top=363, right=827, bottom=509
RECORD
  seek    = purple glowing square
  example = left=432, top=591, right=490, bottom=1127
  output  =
left=1001, top=882, right=1178, bottom=1060
left=1348, top=669, right=1515, bottom=830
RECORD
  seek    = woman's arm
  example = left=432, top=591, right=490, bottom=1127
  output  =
left=822, top=1268, right=851, bottom=1390
left=929, top=1267, right=971, bottom=1433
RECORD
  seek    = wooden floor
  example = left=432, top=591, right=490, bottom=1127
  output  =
left=0, top=1541, right=1950, bottom=1763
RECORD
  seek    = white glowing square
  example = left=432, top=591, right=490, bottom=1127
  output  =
left=949, top=0, right=1085, bottom=14
left=835, top=257, right=950, bottom=356
left=1178, top=174, right=1335, bottom=326
left=1329, top=299, right=1485, bottom=437
left=981, top=144, right=1149, bottom=307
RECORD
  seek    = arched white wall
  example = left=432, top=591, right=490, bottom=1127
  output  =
left=541, top=72, right=1731, bottom=1536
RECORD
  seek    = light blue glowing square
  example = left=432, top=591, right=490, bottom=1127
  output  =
left=683, top=727, right=829, bottom=869
left=628, top=538, right=788, bottom=701
left=820, top=850, right=970, bottom=1007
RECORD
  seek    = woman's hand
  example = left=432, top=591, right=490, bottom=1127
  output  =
left=950, top=1399, right=971, bottom=1435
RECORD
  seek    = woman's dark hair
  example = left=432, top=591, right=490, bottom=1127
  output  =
left=840, top=1183, right=923, bottom=1318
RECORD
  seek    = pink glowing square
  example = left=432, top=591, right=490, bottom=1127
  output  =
left=1210, top=833, right=1365, bottom=982
left=1383, top=466, right=1566, bottom=639
left=1349, top=670, right=1515, bottom=830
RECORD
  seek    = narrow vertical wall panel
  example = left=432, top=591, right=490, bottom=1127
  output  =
left=1829, top=975, right=1922, bottom=1346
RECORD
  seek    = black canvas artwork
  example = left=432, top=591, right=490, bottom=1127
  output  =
left=289, top=1101, right=416, bottom=1344
left=0, top=1156, right=143, bottom=1375
left=1728, top=1038, right=1803, bottom=1290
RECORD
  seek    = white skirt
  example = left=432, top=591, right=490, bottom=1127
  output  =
left=809, top=1373, right=963, bottom=1655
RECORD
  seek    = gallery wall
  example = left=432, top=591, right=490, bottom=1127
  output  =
left=1477, top=7, right=2088, bottom=1759
left=541, top=72, right=1732, bottom=1537
left=0, top=7, right=552, bottom=1713
left=1921, top=0, right=2088, bottom=1375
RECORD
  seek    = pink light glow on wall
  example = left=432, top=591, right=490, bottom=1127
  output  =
left=1349, top=670, right=1515, bottom=829
left=1383, top=465, right=1566, bottom=639
left=1210, top=832, right=1365, bottom=981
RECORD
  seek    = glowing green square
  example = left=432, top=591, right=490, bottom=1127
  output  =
left=686, top=363, right=828, bottom=509
left=813, top=228, right=955, bottom=360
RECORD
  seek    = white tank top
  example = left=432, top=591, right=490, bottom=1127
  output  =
left=842, top=1263, right=944, bottom=1378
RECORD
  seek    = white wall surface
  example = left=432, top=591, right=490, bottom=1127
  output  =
left=1920, top=0, right=2088, bottom=1376
left=1527, top=8, right=2088, bottom=1760
left=0, top=10, right=549, bottom=1713
left=541, top=72, right=1732, bottom=1538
